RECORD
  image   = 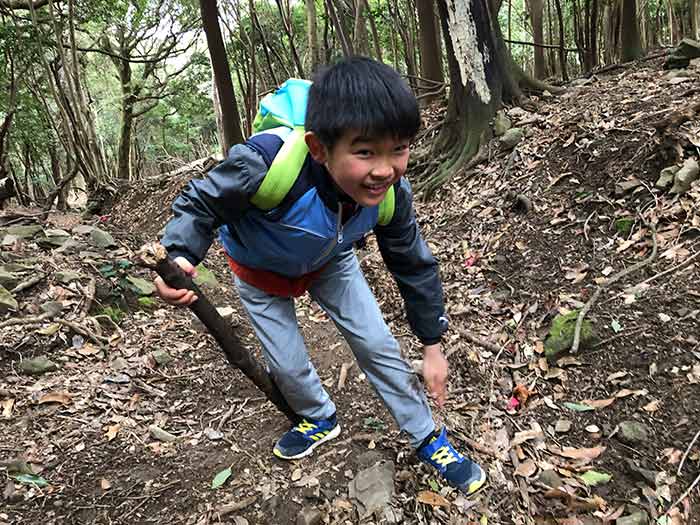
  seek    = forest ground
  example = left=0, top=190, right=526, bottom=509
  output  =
left=1, top=56, right=700, bottom=525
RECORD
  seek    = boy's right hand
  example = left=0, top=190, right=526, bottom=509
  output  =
left=154, top=256, right=199, bottom=306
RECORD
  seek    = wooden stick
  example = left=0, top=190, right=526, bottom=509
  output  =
left=678, top=429, right=700, bottom=476
left=571, top=223, right=657, bottom=353
left=138, top=242, right=298, bottom=424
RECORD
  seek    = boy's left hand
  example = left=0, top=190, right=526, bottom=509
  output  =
left=423, top=343, right=448, bottom=409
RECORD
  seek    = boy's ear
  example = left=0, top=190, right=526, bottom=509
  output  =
left=305, top=132, right=328, bottom=164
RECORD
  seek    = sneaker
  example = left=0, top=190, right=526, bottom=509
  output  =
left=273, top=414, right=341, bottom=460
left=417, top=427, right=487, bottom=495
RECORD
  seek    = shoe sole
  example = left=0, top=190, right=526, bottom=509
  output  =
left=273, top=424, right=341, bottom=460
left=462, top=466, right=487, bottom=496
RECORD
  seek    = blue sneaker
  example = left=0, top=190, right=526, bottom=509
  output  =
left=417, top=427, right=487, bottom=495
left=273, top=414, right=341, bottom=460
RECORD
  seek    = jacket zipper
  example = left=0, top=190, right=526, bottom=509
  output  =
left=312, top=202, right=344, bottom=266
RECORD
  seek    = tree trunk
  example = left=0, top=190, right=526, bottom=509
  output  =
left=416, top=0, right=444, bottom=101
left=200, top=0, right=244, bottom=155
left=352, top=0, right=370, bottom=55
left=275, top=0, right=305, bottom=77
left=365, top=0, right=384, bottom=61
left=306, top=0, right=321, bottom=72
left=117, top=59, right=134, bottom=180
left=326, top=0, right=354, bottom=56
left=554, top=0, right=568, bottom=79
left=691, top=0, right=698, bottom=39
left=621, top=0, right=643, bottom=61
left=590, top=0, right=599, bottom=67
left=531, top=0, right=546, bottom=78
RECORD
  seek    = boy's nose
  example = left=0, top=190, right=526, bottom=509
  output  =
left=370, top=162, right=394, bottom=178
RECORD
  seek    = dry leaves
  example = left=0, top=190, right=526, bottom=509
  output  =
left=38, top=392, right=72, bottom=406
left=416, top=490, right=451, bottom=508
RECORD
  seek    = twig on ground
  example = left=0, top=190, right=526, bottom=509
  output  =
left=55, top=319, right=109, bottom=346
left=133, top=378, right=167, bottom=398
left=337, top=361, right=354, bottom=390
left=640, top=247, right=700, bottom=287
left=571, top=222, right=658, bottom=353
left=663, top=470, right=700, bottom=517
left=678, top=429, right=700, bottom=476
left=10, top=273, right=46, bottom=294
left=0, top=312, right=52, bottom=329
left=454, top=329, right=501, bottom=354
left=217, top=403, right=238, bottom=432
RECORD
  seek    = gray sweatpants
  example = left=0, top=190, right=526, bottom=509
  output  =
left=234, top=248, right=435, bottom=448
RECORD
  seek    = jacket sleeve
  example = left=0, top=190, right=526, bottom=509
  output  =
left=373, top=178, right=448, bottom=345
left=160, top=144, right=268, bottom=265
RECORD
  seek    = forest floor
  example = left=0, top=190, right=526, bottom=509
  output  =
left=1, top=56, right=700, bottom=525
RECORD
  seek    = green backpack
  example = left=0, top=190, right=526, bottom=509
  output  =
left=248, top=78, right=395, bottom=226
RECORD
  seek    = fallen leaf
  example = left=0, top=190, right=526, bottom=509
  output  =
left=106, top=424, right=120, bottom=441
left=212, top=467, right=232, bottom=489
left=514, top=459, right=537, bottom=477
left=662, top=448, right=683, bottom=464
left=291, top=468, right=302, bottom=482
left=658, top=313, right=672, bottom=323
left=615, top=388, right=648, bottom=398
left=100, top=478, right=112, bottom=490
left=579, top=470, right=612, bottom=486
left=38, top=391, right=72, bottom=405
left=563, top=402, right=595, bottom=412
left=512, top=429, right=545, bottom=446
left=606, top=371, right=628, bottom=382
left=512, top=384, right=535, bottom=405
left=416, top=490, right=451, bottom=508
left=643, top=400, right=661, bottom=412
left=581, top=398, right=616, bottom=409
left=1, top=398, right=14, bottom=418
left=11, top=473, right=49, bottom=487
left=555, top=445, right=606, bottom=460
left=77, top=343, right=102, bottom=356
left=557, top=356, right=583, bottom=367
left=585, top=425, right=601, bottom=433
left=610, top=319, right=622, bottom=333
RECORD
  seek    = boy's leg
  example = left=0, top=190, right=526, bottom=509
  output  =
left=308, top=249, right=434, bottom=448
left=234, top=276, right=336, bottom=421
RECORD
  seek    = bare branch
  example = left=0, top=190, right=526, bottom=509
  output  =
left=0, top=0, right=50, bottom=11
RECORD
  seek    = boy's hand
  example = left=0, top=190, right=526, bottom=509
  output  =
left=423, top=343, right=448, bottom=409
left=154, top=256, right=199, bottom=306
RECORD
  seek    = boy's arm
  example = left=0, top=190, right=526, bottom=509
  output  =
left=373, top=178, right=448, bottom=345
left=160, top=144, right=268, bottom=265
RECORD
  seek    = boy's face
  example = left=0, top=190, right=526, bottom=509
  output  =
left=305, top=131, right=410, bottom=207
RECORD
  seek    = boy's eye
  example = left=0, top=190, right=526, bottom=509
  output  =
left=355, top=149, right=373, bottom=157
left=394, top=144, right=409, bottom=153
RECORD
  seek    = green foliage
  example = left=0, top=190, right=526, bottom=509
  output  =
left=100, top=305, right=126, bottom=324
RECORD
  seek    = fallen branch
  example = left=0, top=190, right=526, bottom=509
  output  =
left=571, top=222, right=658, bottom=353
left=10, top=273, right=46, bottom=294
left=663, top=470, right=700, bottom=517
left=0, top=312, right=52, bottom=329
left=639, top=246, right=700, bottom=287
left=55, top=319, right=109, bottom=346
left=678, top=429, right=700, bottom=476
left=454, top=329, right=501, bottom=354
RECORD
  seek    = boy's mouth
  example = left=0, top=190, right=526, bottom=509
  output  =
left=362, top=180, right=392, bottom=196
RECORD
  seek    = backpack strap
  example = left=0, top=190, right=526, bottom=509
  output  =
left=377, top=185, right=395, bottom=226
left=250, top=127, right=308, bottom=210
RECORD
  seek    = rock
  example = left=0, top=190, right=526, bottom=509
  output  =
left=55, top=238, right=84, bottom=255
left=669, top=157, right=699, bottom=194
left=55, top=271, right=82, bottom=284
left=0, top=285, right=18, bottom=313
left=624, top=458, right=657, bottom=486
left=20, top=356, right=59, bottom=375
left=0, top=269, right=19, bottom=289
left=494, top=111, right=512, bottom=136
left=126, top=276, right=156, bottom=296
left=656, top=165, right=680, bottom=189
left=302, top=483, right=321, bottom=500
left=617, top=509, right=649, bottom=525
left=615, top=177, right=643, bottom=195
left=538, top=469, right=563, bottom=488
left=544, top=311, right=596, bottom=362
left=1, top=234, right=18, bottom=246
left=37, top=229, right=71, bottom=248
left=296, top=508, right=322, bottom=525
left=148, top=424, right=178, bottom=442
left=555, top=419, right=572, bottom=433
left=151, top=350, right=172, bottom=366
left=204, top=428, right=224, bottom=441
left=677, top=38, right=700, bottom=59
left=89, top=228, right=117, bottom=249
left=40, top=301, right=63, bottom=317
left=507, top=107, right=531, bottom=120
left=6, top=224, right=43, bottom=239
left=665, top=70, right=691, bottom=79
left=664, top=54, right=690, bottom=69
left=348, top=460, right=395, bottom=520
left=618, top=420, right=650, bottom=445
left=499, top=128, right=524, bottom=150
left=570, top=77, right=594, bottom=87
left=71, top=224, right=95, bottom=236
left=110, top=357, right=129, bottom=371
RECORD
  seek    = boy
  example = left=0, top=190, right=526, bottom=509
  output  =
left=155, top=57, right=486, bottom=495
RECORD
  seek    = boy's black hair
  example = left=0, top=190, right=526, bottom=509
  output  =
left=305, top=56, right=421, bottom=148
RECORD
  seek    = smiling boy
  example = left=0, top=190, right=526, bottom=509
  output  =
left=155, top=57, right=486, bottom=495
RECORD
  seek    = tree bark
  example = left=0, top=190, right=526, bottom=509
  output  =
left=325, top=0, right=353, bottom=56
left=306, top=0, right=321, bottom=72
left=554, top=0, right=568, bottom=79
left=621, top=0, right=643, bottom=61
left=691, top=0, right=698, bottom=39
left=365, top=0, right=384, bottom=61
left=200, top=0, right=244, bottom=155
left=416, top=0, right=444, bottom=101
left=531, top=0, right=546, bottom=78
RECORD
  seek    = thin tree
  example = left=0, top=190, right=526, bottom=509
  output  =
left=530, top=0, right=546, bottom=78
left=416, top=0, right=444, bottom=101
left=621, top=0, right=643, bottom=60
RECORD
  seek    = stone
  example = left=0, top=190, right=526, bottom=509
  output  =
left=677, top=38, right=700, bottom=59
left=204, top=428, right=224, bottom=441
left=296, top=508, right=322, bottom=525
left=20, top=356, right=59, bottom=375
left=555, top=419, right=572, bottom=433
left=55, top=271, right=82, bottom=284
left=664, top=54, right=690, bottom=69
left=151, top=350, right=172, bottom=366
left=618, top=420, right=650, bottom=445
left=507, top=107, right=531, bottom=120
left=624, top=458, right=657, bottom=486
left=1, top=234, right=18, bottom=246
left=617, top=510, right=649, bottom=525
left=37, top=229, right=71, bottom=248
left=302, top=483, right=321, bottom=500
left=348, top=460, right=395, bottom=520
left=656, top=165, right=680, bottom=189
left=669, top=158, right=699, bottom=195
left=148, top=425, right=178, bottom=442
left=499, top=128, right=524, bottom=150
left=89, top=228, right=116, bottom=249
left=110, top=357, right=129, bottom=371
left=126, top=276, right=156, bottom=296
left=494, top=111, right=512, bottom=136
left=55, top=238, right=84, bottom=255
left=544, top=311, right=596, bottom=362
left=71, top=224, right=95, bottom=236
left=40, top=301, right=63, bottom=317
left=538, top=469, right=563, bottom=488
left=0, top=269, right=19, bottom=289
left=0, top=285, right=18, bottom=313
left=6, top=224, right=43, bottom=239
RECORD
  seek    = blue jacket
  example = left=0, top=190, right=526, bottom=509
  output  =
left=160, top=131, right=448, bottom=344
